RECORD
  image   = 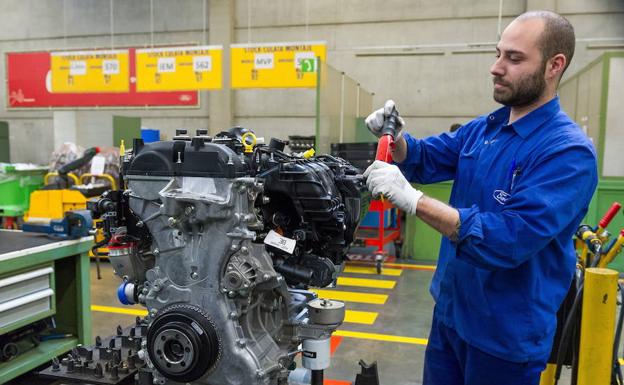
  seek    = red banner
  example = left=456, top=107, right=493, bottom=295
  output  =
left=6, top=50, right=199, bottom=108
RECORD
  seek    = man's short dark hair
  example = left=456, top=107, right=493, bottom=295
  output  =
left=517, top=11, right=576, bottom=78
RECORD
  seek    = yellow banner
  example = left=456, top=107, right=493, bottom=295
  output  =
left=50, top=50, right=130, bottom=93
left=135, top=45, right=223, bottom=91
left=231, top=41, right=326, bottom=89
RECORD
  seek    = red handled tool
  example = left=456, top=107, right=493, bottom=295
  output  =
left=376, top=135, right=394, bottom=163
left=375, top=106, right=400, bottom=163
left=577, top=202, right=622, bottom=267
left=598, top=202, right=621, bottom=233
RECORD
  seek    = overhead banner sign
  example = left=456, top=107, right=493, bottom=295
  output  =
left=6, top=51, right=198, bottom=108
left=135, top=45, right=223, bottom=91
left=230, top=41, right=326, bottom=88
left=50, top=49, right=130, bottom=93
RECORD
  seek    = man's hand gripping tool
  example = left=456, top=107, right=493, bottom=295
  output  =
left=375, top=105, right=400, bottom=163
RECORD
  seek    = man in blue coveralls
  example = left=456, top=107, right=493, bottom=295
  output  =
left=363, top=11, right=598, bottom=385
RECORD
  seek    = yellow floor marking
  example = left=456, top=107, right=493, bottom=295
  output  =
left=381, top=263, right=436, bottom=270
left=335, top=330, right=428, bottom=345
left=344, top=310, right=378, bottom=325
left=343, top=265, right=403, bottom=276
left=337, top=277, right=396, bottom=289
left=91, top=304, right=147, bottom=316
left=347, top=261, right=436, bottom=271
left=92, top=305, right=378, bottom=325
left=310, top=289, right=388, bottom=305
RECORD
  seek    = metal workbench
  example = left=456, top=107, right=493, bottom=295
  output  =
left=0, top=230, right=93, bottom=383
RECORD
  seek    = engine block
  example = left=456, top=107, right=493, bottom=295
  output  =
left=70, top=130, right=370, bottom=385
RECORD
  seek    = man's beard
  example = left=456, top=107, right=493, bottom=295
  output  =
left=493, top=62, right=546, bottom=107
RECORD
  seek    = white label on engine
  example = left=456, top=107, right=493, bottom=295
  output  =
left=264, top=230, right=296, bottom=254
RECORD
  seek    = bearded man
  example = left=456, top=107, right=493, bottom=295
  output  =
left=364, top=11, right=598, bottom=385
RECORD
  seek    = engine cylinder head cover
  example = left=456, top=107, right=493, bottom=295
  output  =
left=146, top=304, right=221, bottom=382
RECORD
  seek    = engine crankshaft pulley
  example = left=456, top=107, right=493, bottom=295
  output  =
left=146, top=304, right=221, bottom=382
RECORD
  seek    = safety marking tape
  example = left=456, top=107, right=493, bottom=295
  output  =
left=334, top=329, right=428, bottom=346
left=388, top=263, right=435, bottom=270
left=330, top=336, right=343, bottom=355
left=343, top=265, right=403, bottom=276
left=347, top=261, right=436, bottom=271
left=91, top=304, right=146, bottom=316
left=343, top=310, right=378, bottom=325
left=337, top=276, right=396, bottom=289
left=310, top=289, right=388, bottom=305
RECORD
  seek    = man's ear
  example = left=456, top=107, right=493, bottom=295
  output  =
left=547, top=53, right=567, bottom=81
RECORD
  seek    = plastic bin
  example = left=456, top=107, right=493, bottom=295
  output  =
left=141, top=129, right=160, bottom=143
left=0, top=167, right=47, bottom=217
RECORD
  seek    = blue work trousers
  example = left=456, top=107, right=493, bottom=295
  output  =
left=423, top=313, right=547, bottom=385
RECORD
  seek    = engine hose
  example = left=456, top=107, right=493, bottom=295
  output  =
left=554, top=282, right=585, bottom=384
left=571, top=318, right=580, bottom=385
left=611, top=283, right=624, bottom=385
left=589, top=244, right=603, bottom=268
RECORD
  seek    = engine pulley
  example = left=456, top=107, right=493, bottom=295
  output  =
left=146, top=304, right=221, bottom=382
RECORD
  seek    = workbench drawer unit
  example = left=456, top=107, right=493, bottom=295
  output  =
left=0, top=265, right=55, bottom=333
left=0, top=231, right=92, bottom=383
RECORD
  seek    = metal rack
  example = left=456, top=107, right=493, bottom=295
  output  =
left=356, top=199, right=402, bottom=273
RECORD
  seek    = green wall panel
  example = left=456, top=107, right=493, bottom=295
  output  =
left=590, top=180, right=624, bottom=271
left=0, top=121, right=10, bottom=163
left=404, top=182, right=452, bottom=260
left=113, top=116, right=141, bottom=149
left=355, top=117, right=377, bottom=143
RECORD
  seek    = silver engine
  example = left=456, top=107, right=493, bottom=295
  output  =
left=84, top=130, right=370, bottom=385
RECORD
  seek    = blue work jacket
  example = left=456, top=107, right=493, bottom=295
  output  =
left=397, top=96, right=598, bottom=362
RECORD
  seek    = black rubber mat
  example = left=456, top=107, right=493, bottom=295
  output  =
left=0, top=230, right=60, bottom=255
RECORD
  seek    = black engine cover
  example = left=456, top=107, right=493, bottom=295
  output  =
left=125, top=140, right=248, bottom=178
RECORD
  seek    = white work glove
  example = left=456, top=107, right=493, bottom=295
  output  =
left=365, top=99, right=406, bottom=140
left=363, top=160, right=423, bottom=215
